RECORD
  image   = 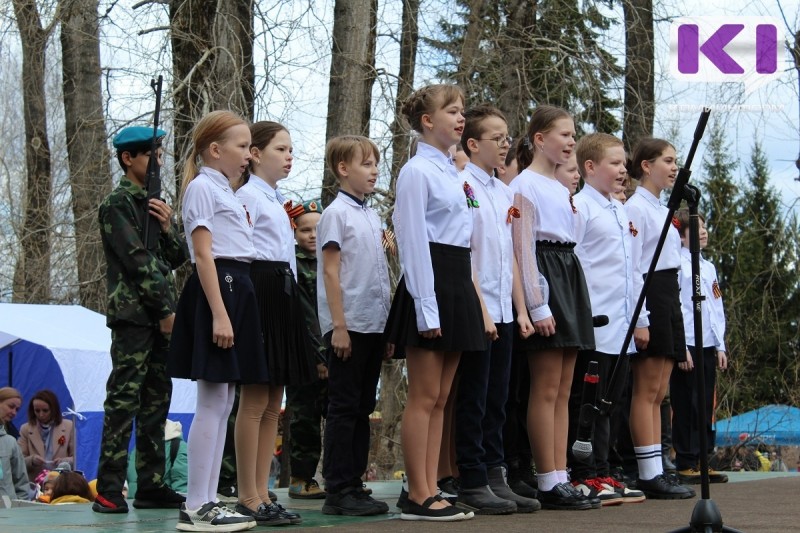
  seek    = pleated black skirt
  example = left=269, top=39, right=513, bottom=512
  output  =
left=168, top=259, right=269, bottom=384
left=517, top=241, right=595, bottom=353
left=637, top=269, right=686, bottom=361
left=384, top=242, right=487, bottom=355
left=251, top=260, right=317, bottom=386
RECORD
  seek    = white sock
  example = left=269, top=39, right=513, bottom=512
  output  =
left=635, top=444, right=662, bottom=481
left=556, top=470, right=569, bottom=484
left=537, top=470, right=559, bottom=492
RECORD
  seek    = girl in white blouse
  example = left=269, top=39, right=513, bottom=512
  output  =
left=384, top=84, right=484, bottom=522
left=232, top=121, right=311, bottom=525
left=510, top=105, right=595, bottom=510
left=168, top=110, right=261, bottom=531
left=624, top=138, right=693, bottom=499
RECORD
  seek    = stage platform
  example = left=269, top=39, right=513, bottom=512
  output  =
left=1, top=472, right=796, bottom=532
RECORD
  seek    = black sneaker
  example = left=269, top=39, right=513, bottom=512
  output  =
left=665, top=473, right=697, bottom=497
left=538, top=482, right=593, bottom=510
left=637, top=474, right=694, bottom=500
left=133, top=484, right=186, bottom=509
left=437, top=476, right=460, bottom=497
left=322, top=486, right=386, bottom=516
left=234, top=502, right=291, bottom=527
left=92, top=492, right=129, bottom=514
left=177, top=502, right=255, bottom=531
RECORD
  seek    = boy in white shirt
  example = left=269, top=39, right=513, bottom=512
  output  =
left=455, top=104, right=538, bottom=515
left=671, top=209, right=729, bottom=484
left=317, top=135, right=393, bottom=516
left=569, top=133, right=645, bottom=504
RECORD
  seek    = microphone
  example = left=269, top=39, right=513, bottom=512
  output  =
left=572, top=360, right=600, bottom=461
left=592, top=315, right=609, bottom=328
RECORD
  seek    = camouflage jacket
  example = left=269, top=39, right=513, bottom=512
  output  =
left=295, top=245, right=326, bottom=364
left=99, top=177, right=188, bottom=327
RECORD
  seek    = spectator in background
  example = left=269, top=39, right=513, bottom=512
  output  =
left=50, top=471, right=94, bottom=504
left=18, top=390, right=76, bottom=482
left=127, top=419, right=188, bottom=498
left=0, top=387, right=30, bottom=501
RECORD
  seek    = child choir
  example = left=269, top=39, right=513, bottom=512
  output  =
left=159, top=85, right=718, bottom=530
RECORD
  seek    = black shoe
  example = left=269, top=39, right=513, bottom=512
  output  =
left=508, top=478, right=539, bottom=499
left=133, top=485, right=186, bottom=509
left=400, top=496, right=470, bottom=522
left=234, top=502, right=291, bottom=526
left=437, top=476, right=460, bottom=498
left=637, top=474, right=694, bottom=500
left=456, top=485, right=516, bottom=515
left=538, top=482, right=593, bottom=510
left=487, top=466, right=540, bottom=513
left=272, top=502, right=302, bottom=525
left=92, top=492, right=129, bottom=514
left=663, top=455, right=677, bottom=473
left=322, top=486, right=386, bottom=516
left=218, top=484, right=239, bottom=499
left=665, top=473, right=696, bottom=497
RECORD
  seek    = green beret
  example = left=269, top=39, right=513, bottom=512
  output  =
left=287, top=200, right=323, bottom=220
left=113, top=126, right=167, bottom=150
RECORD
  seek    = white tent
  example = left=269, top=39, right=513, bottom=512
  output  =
left=0, top=303, right=196, bottom=480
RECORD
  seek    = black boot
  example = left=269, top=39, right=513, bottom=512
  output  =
left=487, top=466, right=540, bottom=513
left=456, top=485, right=517, bottom=515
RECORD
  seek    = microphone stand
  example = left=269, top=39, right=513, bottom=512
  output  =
left=667, top=185, right=742, bottom=533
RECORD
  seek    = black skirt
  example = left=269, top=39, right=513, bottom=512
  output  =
left=168, top=259, right=269, bottom=384
left=517, top=241, right=595, bottom=353
left=251, top=260, right=317, bottom=386
left=384, top=242, right=487, bottom=355
left=637, top=269, right=686, bottom=361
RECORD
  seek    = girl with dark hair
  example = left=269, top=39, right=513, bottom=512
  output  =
left=18, top=389, right=75, bottom=482
left=50, top=471, right=94, bottom=504
left=624, top=137, right=694, bottom=499
left=510, top=105, right=595, bottom=510
left=231, top=121, right=312, bottom=526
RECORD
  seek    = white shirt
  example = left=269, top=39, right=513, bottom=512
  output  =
left=679, top=248, right=727, bottom=351
left=625, top=186, right=682, bottom=328
left=573, top=184, right=635, bottom=355
left=463, top=163, right=514, bottom=324
left=235, top=176, right=297, bottom=276
left=317, top=191, right=392, bottom=335
left=393, top=142, right=473, bottom=331
left=509, top=169, right=575, bottom=243
left=182, top=167, right=256, bottom=263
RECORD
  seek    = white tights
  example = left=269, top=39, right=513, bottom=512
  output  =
left=186, top=380, right=236, bottom=509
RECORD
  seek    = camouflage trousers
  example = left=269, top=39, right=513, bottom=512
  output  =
left=96, top=324, right=172, bottom=495
left=285, top=378, right=328, bottom=480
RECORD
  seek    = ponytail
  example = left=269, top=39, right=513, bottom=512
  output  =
left=180, top=147, right=199, bottom=200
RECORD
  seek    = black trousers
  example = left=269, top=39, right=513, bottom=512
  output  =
left=322, top=331, right=383, bottom=493
left=608, top=359, right=637, bottom=478
left=455, top=322, right=513, bottom=488
left=503, top=331, right=533, bottom=479
left=567, top=350, right=617, bottom=480
left=670, top=346, right=717, bottom=471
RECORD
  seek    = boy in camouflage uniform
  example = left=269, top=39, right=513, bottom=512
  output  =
left=93, top=126, right=188, bottom=513
left=285, top=200, right=328, bottom=499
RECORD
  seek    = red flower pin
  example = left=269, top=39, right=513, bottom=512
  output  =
left=58, top=435, right=65, bottom=446
left=629, top=221, right=639, bottom=237
left=506, top=206, right=521, bottom=224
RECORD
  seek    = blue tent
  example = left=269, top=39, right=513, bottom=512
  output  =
left=715, top=404, right=800, bottom=447
left=0, top=303, right=197, bottom=480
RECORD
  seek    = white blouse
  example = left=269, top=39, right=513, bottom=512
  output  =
left=509, top=169, right=575, bottom=243
left=182, top=167, right=256, bottom=263
left=625, top=186, right=682, bottom=328
left=393, top=142, right=473, bottom=331
left=235, top=176, right=297, bottom=276
left=679, top=248, right=726, bottom=351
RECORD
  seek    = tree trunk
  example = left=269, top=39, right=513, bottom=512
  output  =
left=170, top=0, right=255, bottom=195
left=497, top=0, right=538, bottom=138
left=11, top=0, right=52, bottom=304
left=454, top=0, right=487, bottom=96
left=60, top=0, right=112, bottom=313
left=622, top=0, right=654, bottom=153
left=322, top=0, right=377, bottom=207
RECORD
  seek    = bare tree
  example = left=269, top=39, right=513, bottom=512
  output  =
left=11, top=0, right=55, bottom=303
left=60, top=0, right=111, bottom=313
left=622, top=0, right=654, bottom=152
left=322, top=0, right=378, bottom=206
left=496, top=0, right=538, bottom=137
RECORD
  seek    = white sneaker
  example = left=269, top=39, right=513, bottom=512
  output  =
left=176, top=501, right=255, bottom=531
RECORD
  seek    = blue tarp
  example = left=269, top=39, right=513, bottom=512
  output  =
left=715, top=404, right=800, bottom=447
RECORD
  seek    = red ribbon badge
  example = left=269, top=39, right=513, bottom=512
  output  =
left=629, top=221, right=638, bottom=237
left=58, top=435, right=65, bottom=446
left=507, top=206, right=521, bottom=224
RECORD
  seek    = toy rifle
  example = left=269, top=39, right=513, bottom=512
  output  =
left=142, top=75, right=163, bottom=250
